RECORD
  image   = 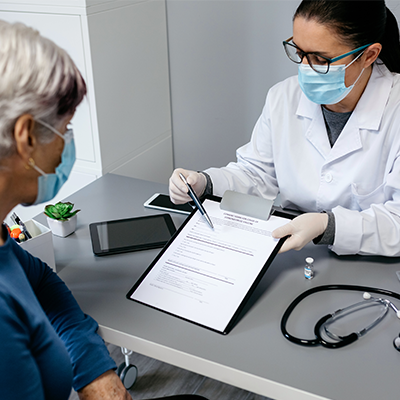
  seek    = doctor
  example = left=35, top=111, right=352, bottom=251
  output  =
left=169, top=0, right=400, bottom=257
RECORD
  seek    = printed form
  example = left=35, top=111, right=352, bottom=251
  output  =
left=130, top=199, right=288, bottom=332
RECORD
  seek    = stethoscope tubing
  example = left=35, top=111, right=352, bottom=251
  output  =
left=281, top=284, right=400, bottom=348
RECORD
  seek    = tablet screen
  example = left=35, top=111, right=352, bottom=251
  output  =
left=90, top=214, right=176, bottom=256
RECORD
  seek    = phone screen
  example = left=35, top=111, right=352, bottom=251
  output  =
left=145, top=194, right=194, bottom=214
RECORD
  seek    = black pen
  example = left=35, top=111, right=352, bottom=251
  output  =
left=179, top=173, right=214, bottom=229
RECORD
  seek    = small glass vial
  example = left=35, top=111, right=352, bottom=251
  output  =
left=304, top=257, right=314, bottom=280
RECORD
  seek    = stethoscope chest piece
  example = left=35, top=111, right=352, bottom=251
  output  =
left=393, top=335, right=400, bottom=351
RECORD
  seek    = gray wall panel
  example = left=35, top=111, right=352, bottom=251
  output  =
left=167, top=0, right=299, bottom=171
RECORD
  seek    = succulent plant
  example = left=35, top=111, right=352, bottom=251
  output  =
left=44, top=202, right=80, bottom=221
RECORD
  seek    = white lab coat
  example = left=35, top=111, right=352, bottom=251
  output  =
left=205, top=62, right=400, bottom=256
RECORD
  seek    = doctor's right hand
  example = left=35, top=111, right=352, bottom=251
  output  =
left=169, top=168, right=207, bottom=204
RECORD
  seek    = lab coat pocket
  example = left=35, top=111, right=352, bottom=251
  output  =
left=351, top=182, right=386, bottom=210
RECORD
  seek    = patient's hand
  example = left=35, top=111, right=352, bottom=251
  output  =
left=78, top=370, right=132, bottom=400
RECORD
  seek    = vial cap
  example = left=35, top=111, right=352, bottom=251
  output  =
left=305, top=257, right=314, bottom=264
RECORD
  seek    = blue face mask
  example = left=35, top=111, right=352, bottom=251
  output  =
left=26, top=119, right=76, bottom=206
left=298, top=53, right=365, bottom=105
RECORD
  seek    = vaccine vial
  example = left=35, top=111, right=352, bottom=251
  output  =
left=304, top=257, right=314, bottom=280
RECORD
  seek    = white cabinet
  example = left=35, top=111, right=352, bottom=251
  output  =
left=1, top=0, right=172, bottom=221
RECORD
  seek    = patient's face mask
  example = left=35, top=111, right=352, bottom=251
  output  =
left=298, top=52, right=365, bottom=105
left=26, top=120, right=76, bottom=206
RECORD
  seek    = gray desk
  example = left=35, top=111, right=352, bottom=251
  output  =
left=35, top=173, right=400, bottom=400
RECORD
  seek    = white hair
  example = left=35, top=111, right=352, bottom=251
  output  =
left=0, top=20, right=86, bottom=158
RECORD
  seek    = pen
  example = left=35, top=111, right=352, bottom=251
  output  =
left=179, top=173, right=214, bottom=229
left=12, top=212, right=32, bottom=239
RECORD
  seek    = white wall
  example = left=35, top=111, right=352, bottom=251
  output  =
left=167, top=0, right=400, bottom=171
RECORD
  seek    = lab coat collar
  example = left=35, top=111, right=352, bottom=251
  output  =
left=296, top=61, right=393, bottom=160
left=354, top=62, right=393, bottom=130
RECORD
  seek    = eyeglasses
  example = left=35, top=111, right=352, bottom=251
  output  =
left=282, top=36, right=372, bottom=74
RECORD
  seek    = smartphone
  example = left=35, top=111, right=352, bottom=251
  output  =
left=144, top=193, right=194, bottom=215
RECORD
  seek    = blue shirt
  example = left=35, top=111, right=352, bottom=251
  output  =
left=0, top=226, right=116, bottom=399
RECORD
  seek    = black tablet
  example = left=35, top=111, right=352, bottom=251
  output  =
left=89, top=214, right=176, bottom=256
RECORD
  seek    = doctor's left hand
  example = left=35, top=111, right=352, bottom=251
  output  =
left=272, top=213, right=328, bottom=254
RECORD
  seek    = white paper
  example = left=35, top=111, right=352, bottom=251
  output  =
left=130, top=199, right=288, bottom=332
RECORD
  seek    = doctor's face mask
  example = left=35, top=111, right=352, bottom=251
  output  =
left=298, top=52, right=365, bottom=105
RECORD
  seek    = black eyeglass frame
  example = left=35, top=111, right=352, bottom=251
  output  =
left=282, top=36, right=372, bottom=74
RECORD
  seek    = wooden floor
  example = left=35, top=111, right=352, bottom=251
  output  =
left=68, top=343, right=273, bottom=400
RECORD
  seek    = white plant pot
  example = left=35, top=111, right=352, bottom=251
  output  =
left=47, top=214, right=77, bottom=238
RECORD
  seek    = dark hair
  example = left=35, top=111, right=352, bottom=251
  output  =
left=55, top=59, right=87, bottom=117
left=294, top=0, right=400, bottom=73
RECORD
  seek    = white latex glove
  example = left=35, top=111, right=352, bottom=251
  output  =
left=169, top=168, right=207, bottom=204
left=272, top=212, right=329, bottom=254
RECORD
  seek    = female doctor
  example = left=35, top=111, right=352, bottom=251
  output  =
left=169, top=0, right=400, bottom=257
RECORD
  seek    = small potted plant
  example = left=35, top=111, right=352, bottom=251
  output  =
left=44, top=201, right=80, bottom=237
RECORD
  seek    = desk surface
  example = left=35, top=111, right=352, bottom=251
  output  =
left=35, top=173, right=400, bottom=400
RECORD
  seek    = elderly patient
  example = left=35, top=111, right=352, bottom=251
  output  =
left=0, top=20, right=207, bottom=400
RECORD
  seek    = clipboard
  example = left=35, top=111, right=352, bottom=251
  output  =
left=127, top=194, right=292, bottom=335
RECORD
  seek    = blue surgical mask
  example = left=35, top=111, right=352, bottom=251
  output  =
left=298, top=53, right=365, bottom=105
left=26, top=119, right=76, bottom=205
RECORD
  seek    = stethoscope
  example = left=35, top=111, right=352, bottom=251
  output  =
left=281, top=284, right=400, bottom=350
